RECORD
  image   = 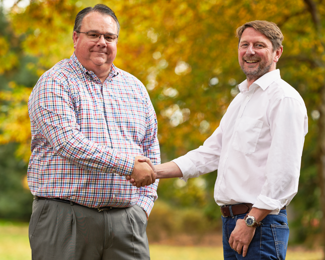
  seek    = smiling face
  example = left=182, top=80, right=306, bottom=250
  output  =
left=238, top=27, right=283, bottom=85
left=73, top=11, right=118, bottom=75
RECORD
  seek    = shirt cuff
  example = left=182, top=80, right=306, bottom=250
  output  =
left=173, top=156, right=198, bottom=182
left=136, top=195, right=155, bottom=219
left=253, top=195, right=288, bottom=214
left=113, top=155, right=134, bottom=176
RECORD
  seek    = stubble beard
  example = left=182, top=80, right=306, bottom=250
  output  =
left=240, top=59, right=273, bottom=82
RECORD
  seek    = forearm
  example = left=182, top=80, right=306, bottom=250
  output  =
left=155, top=161, right=183, bottom=179
left=248, top=208, right=272, bottom=222
left=56, top=131, right=134, bottom=175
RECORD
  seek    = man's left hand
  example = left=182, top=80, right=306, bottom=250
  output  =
left=228, top=219, right=256, bottom=257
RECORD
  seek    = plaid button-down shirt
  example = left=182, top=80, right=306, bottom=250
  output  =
left=28, top=54, right=160, bottom=217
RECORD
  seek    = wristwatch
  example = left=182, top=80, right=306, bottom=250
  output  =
left=244, top=215, right=261, bottom=227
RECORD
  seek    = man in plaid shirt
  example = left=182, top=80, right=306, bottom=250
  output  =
left=27, top=4, right=160, bottom=260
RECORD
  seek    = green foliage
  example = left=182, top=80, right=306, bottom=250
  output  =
left=289, top=118, right=321, bottom=245
left=147, top=200, right=220, bottom=242
left=0, top=143, right=33, bottom=221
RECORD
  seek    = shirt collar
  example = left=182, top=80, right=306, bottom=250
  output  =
left=238, top=69, right=281, bottom=93
left=70, top=53, right=119, bottom=79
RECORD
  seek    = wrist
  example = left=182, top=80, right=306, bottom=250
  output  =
left=244, top=214, right=261, bottom=228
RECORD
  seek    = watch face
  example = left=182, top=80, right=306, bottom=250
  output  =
left=246, top=217, right=254, bottom=226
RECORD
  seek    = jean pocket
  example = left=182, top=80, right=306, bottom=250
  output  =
left=271, top=223, right=289, bottom=260
left=232, top=118, right=263, bottom=154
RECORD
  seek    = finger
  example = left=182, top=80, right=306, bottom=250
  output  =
left=146, top=159, right=155, bottom=171
left=138, top=157, right=155, bottom=170
left=146, top=175, right=153, bottom=186
left=146, top=177, right=153, bottom=186
left=152, top=171, right=157, bottom=181
left=125, top=175, right=131, bottom=180
left=237, top=244, right=242, bottom=254
left=242, top=245, right=248, bottom=257
left=138, top=180, right=147, bottom=188
left=150, top=173, right=155, bottom=183
left=228, top=236, right=233, bottom=248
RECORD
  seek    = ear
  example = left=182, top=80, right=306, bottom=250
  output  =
left=274, top=46, right=283, bottom=62
left=73, top=31, right=79, bottom=49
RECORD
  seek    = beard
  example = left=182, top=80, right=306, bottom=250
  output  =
left=240, top=56, right=273, bottom=81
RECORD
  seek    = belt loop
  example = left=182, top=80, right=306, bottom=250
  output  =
left=33, top=195, right=39, bottom=201
left=229, top=205, right=234, bottom=218
left=70, top=201, right=74, bottom=206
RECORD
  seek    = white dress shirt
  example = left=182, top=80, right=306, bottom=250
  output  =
left=173, top=70, right=308, bottom=214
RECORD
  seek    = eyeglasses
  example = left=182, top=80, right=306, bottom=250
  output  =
left=76, top=31, right=118, bottom=43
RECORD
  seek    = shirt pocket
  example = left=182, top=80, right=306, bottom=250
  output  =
left=232, top=118, right=263, bottom=154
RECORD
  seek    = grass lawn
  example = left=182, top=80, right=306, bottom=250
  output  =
left=150, top=245, right=323, bottom=260
left=0, top=220, right=323, bottom=260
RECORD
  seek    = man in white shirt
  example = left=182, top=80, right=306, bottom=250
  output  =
left=129, top=20, right=308, bottom=259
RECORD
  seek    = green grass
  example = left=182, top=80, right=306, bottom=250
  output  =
left=0, top=220, right=31, bottom=260
left=0, top=220, right=323, bottom=260
left=150, top=245, right=323, bottom=260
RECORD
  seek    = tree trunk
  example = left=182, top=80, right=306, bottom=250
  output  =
left=303, top=0, right=324, bottom=257
left=318, top=84, right=325, bottom=260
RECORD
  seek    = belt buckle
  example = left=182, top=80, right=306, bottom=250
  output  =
left=97, top=206, right=113, bottom=212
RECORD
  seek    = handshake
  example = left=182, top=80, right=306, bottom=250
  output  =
left=126, top=156, right=157, bottom=187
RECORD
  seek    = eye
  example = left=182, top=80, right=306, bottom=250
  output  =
left=87, top=32, right=100, bottom=38
left=104, top=35, right=115, bottom=42
left=255, top=44, right=264, bottom=48
left=240, top=43, right=248, bottom=48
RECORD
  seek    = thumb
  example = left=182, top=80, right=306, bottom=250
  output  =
left=137, top=157, right=155, bottom=170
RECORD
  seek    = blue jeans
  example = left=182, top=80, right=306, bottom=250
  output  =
left=222, top=210, right=289, bottom=260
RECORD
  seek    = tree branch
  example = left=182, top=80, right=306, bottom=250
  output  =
left=277, top=9, right=307, bottom=28
left=280, top=55, right=325, bottom=68
left=304, top=0, right=321, bottom=32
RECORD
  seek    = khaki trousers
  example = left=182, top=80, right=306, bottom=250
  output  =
left=29, top=198, right=150, bottom=260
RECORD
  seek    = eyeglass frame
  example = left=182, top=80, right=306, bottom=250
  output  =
left=75, top=31, right=119, bottom=43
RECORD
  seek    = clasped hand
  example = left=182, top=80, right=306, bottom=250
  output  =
left=127, top=156, right=156, bottom=187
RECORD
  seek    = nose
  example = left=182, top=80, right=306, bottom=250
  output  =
left=246, top=44, right=255, bottom=55
left=96, top=35, right=107, bottom=46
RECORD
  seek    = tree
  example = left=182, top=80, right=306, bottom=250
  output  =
left=0, top=4, right=38, bottom=220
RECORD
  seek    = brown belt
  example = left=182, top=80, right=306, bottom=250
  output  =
left=220, top=203, right=286, bottom=217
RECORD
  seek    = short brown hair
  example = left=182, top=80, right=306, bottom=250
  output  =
left=236, top=20, right=283, bottom=51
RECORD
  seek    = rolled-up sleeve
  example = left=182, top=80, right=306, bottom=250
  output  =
left=173, top=119, right=224, bottom=181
